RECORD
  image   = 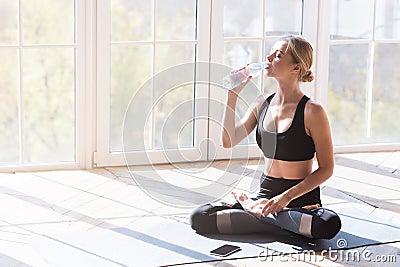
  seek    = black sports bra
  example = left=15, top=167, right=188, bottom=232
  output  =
left=256, top=93, right=315, bottom=161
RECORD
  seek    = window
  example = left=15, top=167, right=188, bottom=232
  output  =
left=110, top=0, right=197, bottom=152
left=328, top=0, right=400, bottom=146
left=1, top=1, right=398, bottom=170
left=0, top=0, right=78, bottom=168
left=96, top=0, right=208, bottom=166
left=97, top=0, right=308, bottom=166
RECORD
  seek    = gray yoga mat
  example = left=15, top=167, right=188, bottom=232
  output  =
left=30, top=205, right=400, bottom=267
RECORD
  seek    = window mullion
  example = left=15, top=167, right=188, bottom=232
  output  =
left=95, top=0, right=112, bottom=166
left=76, top=0, right=92, bottom=168
left=195, top=0, right=211, bottom=160
left=301, top=0, right=319, bottom=99
left=151, top=0, right=157, bottom=150
left=365, top=0, right=378, bottom=138
left=18, top=0, right=24, bottom=165
left=366, top=42, right=374, bottom=138
left=315, top=0, right=331, bottom=107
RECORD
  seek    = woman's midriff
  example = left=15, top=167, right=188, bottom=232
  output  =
left=264, top=157, right=314, bottom=180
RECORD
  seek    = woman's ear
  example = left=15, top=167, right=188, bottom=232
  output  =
left=292, top=63, right=301, bottom=74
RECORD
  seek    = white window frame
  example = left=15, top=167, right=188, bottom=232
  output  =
left=317, top=0, right=400, bottom=154
left=94, top=0, right=212, bottom=167
left=0, top=0, right=88, bottom=172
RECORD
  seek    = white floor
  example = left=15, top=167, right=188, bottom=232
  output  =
left=0, top=152, right=400, bottom=266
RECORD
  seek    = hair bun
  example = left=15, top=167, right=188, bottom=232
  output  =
left=302, top=70, right=314, bottom=83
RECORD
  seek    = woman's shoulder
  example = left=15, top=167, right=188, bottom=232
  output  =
left=305, top=98, right=326, bottom=113
left=304, top=97, right=329, bottom=123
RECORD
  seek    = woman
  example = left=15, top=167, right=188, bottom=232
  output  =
left=190, top=35, right=341, bottom=239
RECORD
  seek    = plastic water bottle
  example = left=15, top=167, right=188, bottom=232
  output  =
left=222, top=62, right=267, bottom=90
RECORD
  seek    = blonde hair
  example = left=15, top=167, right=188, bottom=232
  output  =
left=280, top=35, right=314, bottom=83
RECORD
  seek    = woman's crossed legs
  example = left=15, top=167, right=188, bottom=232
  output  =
left=190, top=194, right=341, bottom=239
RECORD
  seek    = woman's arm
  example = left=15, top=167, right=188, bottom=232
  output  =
left=221, top=86, right=266, bottom=148
left=262, top=101, right=334, bottom=215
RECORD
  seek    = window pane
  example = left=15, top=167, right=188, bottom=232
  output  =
left=111, top=1, right=198, bottom=154
left=375, top=0, right=400, bottom=39
left=0, top=0, right=18, bottom=44
left=111, top=0, right=152, bottom=41
left=154, top=44, right=196, bottom=149
left=223, top=0, right=263, bottom=37
left=155, top=44, right=196, bottom=73
left=0, top=50, right=19, bottom=164
left=330, top=0, right=373, bottom=40
left=153, top=84, right=194, bottom=149
left=156, top=0, right=196, bottom=40
left=327, top=44, right=370, bottom=145
left=224, top=41, right=261, bottom=68
left=371, top=43, right=400, bottom=143
left=22, top=0, right=74, bottom=44
left=110, top=45, right=152, bottom=152
left=265, top=0, right=303, bottom=36
left=23, top=48, right=75, bottom=163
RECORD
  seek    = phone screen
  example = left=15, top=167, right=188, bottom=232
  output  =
left=210, top=244, right=241, bottom=257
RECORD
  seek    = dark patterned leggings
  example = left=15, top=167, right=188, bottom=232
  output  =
left=190, top=175, right=341, bottom=239
left=190, top=202, right=341, bottom=239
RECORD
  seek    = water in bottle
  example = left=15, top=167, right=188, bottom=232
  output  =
left=222, top=62, right=268, bottom=90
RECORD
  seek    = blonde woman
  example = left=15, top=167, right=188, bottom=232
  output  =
left=190, top=35, right=341, bottom=239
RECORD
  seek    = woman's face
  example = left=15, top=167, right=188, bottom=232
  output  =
left=265, top=41, right=297, bottom=79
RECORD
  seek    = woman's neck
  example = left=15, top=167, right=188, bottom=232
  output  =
left=274, top=80, right=302, bottom=104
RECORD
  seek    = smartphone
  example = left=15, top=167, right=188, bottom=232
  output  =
left=210, top=244, right=241, bottom=257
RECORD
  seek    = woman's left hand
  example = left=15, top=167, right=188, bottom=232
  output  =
left=261, top=193, right=292, bottom=216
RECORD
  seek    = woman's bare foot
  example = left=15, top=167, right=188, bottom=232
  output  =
left=231, top=192, right=251, bottom=207
left=231, top=192, right=268, bottom=219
